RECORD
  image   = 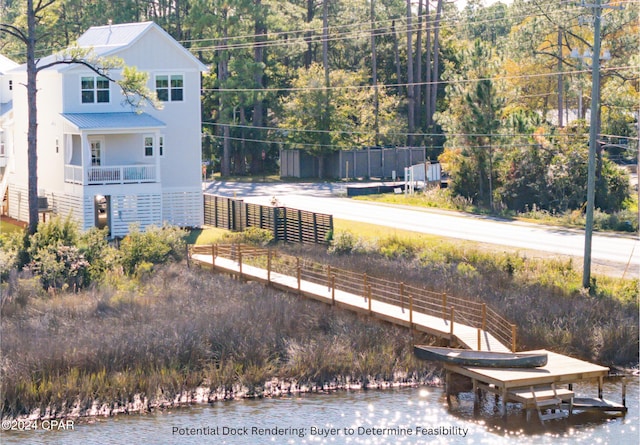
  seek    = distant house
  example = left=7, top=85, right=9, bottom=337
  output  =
left=1, top=54, right=19, bottom=212
left=2, top=21, right=206, bottom=236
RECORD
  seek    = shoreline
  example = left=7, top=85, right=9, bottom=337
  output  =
left=5, top=374, right=442, bottom=423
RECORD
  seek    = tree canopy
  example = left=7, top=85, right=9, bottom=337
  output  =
left=2, top=0, right=638, bottom=216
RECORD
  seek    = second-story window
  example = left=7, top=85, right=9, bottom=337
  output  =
left=82, top=76, right=110, bottom=103
left=156, top=75, right=183, bottom=102
left=144, top=136, right=154, bottom=157
left=159, top=135, right=165, bottom=156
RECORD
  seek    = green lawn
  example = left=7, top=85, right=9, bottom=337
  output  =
left=0, top=218, right=25, bottom=236
left=185, top=226, right=229, bottom=245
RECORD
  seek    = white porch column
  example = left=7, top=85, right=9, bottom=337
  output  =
left=155, top=131, right=161, bottom=183
left=82, top=133, right=91, bottom=185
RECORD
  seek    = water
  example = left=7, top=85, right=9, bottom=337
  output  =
left=2, top=381, right=637, bottom=445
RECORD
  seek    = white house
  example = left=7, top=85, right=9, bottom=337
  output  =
left=1, top=54, right=19, bottom=210
left=3, top=21, right=206, bottom=236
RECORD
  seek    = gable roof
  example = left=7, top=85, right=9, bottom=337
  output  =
left=77, top=21, right=207, bottom=71
left=0, top=54, right=19, bottom=74
left=10, top=21, right=207, bottom=73
left=62, top=112, right=166, bottom=130
left=77, top=22, right=154, bottom=51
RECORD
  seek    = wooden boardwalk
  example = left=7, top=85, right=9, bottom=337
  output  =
left=190, top=244, right=511, bottom=353
left=189, top=243, right=628, bottom=422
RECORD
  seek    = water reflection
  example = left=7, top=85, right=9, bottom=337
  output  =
left=1, top=382, right=637, bottom=445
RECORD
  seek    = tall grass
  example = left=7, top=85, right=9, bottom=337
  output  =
left=298, top=232, right=639, bottom=365
left=0, top=264, right=432, bottom=420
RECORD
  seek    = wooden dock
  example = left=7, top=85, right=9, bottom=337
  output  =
left=189, top=244, right=512, bottom=352
left=443, top=350, right=628, bottom=421
left=188, top=243, right=628, bottom=423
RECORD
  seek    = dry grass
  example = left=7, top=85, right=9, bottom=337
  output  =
left=281, top=238, right=639, bottom=367
left=0, top=264, right=432, bottom=419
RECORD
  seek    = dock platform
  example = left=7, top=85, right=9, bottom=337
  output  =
left=443, top=350, right=627, bottom=420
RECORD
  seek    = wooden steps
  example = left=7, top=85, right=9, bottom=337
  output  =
left=510, top=384, right=573, bottom=422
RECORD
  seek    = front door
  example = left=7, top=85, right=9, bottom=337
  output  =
left=94, top=194, right=110, bottom=236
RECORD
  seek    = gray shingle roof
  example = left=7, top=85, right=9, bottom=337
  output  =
left=62, top=112, right=166, bottom=130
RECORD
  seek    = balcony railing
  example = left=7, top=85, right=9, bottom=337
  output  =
left=64, top=164, right=157, bottom=185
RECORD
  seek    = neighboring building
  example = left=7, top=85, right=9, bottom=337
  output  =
left=1, top=54, right=19, bottom=213
left=2, top=21, right=206, bottom=236
left=280, top=147, right=426, bottom=179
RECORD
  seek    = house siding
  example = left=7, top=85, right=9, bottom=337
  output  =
left=6, top=22, right=204, bottom=237
left=7, top=184, right=29, bottom=223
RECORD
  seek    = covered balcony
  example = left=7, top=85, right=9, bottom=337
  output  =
left=61, top=112, right=165, bottom=186
left=65, top=163, right=157, bottom=185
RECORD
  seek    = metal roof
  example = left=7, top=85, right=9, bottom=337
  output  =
left=10, top=21, right=207, bottom=73
left=61, top=112, right=166, bottom=130
left=0, top=100, right=12, bottom=118
left=77, top=22, right=154, bottom=50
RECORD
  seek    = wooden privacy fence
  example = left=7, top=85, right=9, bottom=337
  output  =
left=189, top=243, right=517, bottom=352
left=203, top=194, right=333, bottom=245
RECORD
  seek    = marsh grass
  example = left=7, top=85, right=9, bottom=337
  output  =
left=0, top=263, right=430, bottom=419
left=286, top=232, right=638, bottom=366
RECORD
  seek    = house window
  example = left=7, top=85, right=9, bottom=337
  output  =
left=82, top=76, right=110, bottom=103
left=144, top=136, right=154, bottom=157
left=159, top=135, right=165, bottom=156
left=90, top=139, right=102, bottom=166
left=156, top=75, right=183, bottom=102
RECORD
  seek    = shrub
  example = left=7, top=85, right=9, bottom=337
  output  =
left=378, top=235, right=417, bottom=259
left=28, top=245, right=90, bottom=291
left=0, top=231, right=24, bottom=280
left=78, top=227, right=117, bottom=283
left=22, top=217, right=92, bottom=291
left=27, top=215, right=79, bottom=261
left=119, top=224, right=187, bottom=275
left=593, top=209, right=638, bottom=232
left=327, top=231, right=372, bottom=255
left=456, top=261, right=479, bottom=278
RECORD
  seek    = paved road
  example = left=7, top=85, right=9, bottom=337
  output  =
left=204, top=181, right=640, bottom=275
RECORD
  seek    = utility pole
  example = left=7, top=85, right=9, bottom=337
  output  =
left=579, top=0, right=621, bottom=289
left=582, top=0, right=602, bottom=289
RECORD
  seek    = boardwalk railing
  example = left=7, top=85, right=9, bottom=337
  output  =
left=203, top=194, right=333, bottom=245
left=189, top=243, right=517, bottom=352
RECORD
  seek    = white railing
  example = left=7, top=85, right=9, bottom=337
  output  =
left=64, top=164, right=157, bottom=185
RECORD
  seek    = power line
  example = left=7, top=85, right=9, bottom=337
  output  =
left=203, top=131, right=565, bottom=152
left=203, top=65, right=635, bottom=93
left=202, top=120, right=610, bottom=141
